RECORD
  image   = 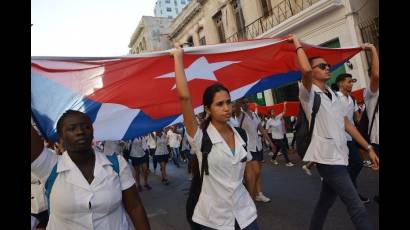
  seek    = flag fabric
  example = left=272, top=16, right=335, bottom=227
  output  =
left=250, top=101, right=300, bottom=117
left=351, top=88, right=365, bottom=104
left=31, top=37, right=361, bottom=141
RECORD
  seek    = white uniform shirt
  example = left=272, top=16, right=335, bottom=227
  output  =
left=228, top=117, right=239, bottom=127
left=238, top=112, right=262, bottom=152
left=337, top=91, right=359, bottom=141
left=299, top=83, right=349, bottom=165
left=364, top=88, right=379, bottom=144
left=266, top=112, right=285, bottom=139
left=31, top=148, right=135, bottom=230
left=181, top=129, right=190, bottom=151
left=103, top=140, right=122, bottom=155
left=154, top=134, right=168, bottom=156
left=147, top=133, right=156, bottom=149
left=129, top=137, right=147, bottom=158
left=168, top=131, right=181, bottom=148
left=187, top=123, right=257, bottom=230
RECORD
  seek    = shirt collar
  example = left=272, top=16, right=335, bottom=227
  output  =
left=56, top=150, right=111, bottom=173
left=206, top=122, right=246, bottom=146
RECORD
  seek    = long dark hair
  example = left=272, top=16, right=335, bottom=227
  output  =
left=200, top=83, right=230, bottom=130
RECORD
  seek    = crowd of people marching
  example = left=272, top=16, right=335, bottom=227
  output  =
left=31, top=35, right=379, bottom=230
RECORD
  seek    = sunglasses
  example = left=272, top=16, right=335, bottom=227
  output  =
left=312, top=63, right=331, bottom=70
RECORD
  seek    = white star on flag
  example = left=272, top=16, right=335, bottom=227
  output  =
left=155, top=56, right=240, bottom=89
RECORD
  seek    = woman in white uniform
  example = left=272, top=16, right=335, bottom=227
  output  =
left=171, top=45, right=258, bottom=229
left=31, top=110, right=150, bottom=230
left=154, top=130, right=170, bottom=185
left=129, top=136, right=151, bottom=191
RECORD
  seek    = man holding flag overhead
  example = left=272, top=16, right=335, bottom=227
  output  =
left=291, top=33, right=379, bottom=230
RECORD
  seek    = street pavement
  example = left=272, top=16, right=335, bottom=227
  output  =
left=137, top=150, right=379, bottom=230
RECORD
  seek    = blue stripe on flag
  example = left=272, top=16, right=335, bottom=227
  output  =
left=31, top=72, right=101, bottom=141
left=122, top=111, right=178, bottom=140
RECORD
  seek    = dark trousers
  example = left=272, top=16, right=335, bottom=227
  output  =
left=149, top=148, right=157, bottom=170
left=309, top=164, right=373, bottom=230
left=271, top=138, right=290, bottom=163
left=291, top=131, right=296, bottom=148
left=347, top=141, right=363, bottom=188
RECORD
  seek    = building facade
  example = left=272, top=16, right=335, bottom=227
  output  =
left=167, top=0, right=379, bottom=106
left=128, top=16, right=173, bottom=54
left=154, top=0, right=193, bottom=19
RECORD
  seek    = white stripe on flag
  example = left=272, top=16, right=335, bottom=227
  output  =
left=93, top=103, right=140, bottom=141
left=168, top=80, right=260, bottom=126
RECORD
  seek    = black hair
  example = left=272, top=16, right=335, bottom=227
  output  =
left=331, top=83, right=339, bottom=92
left=56, top=110, right=91, bottom=138
left=308, top=56, right=323, bottom=66
left=201, top=83, right=230, bottom=130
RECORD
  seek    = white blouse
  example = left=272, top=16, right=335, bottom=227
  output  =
left=31, top=148, right=135, bottom=230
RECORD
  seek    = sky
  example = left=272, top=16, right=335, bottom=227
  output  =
left=31, top=0, right=157, bottom=57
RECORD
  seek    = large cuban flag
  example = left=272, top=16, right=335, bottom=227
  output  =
left=31, top=37, right=361, bottom=141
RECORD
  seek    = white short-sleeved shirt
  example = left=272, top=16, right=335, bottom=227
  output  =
left=299, top=83, right=349, bottom=165
left=168, top=131, right=181, bottom=148
left=228, top=117, right=239, bottom=128
left=103, top=140, right=122, bottom=156
left=31, top=148, right=135, bottom=230
left=364, top=88, right=379, bottom=144
left=266, top=113, right=285, bottom=139
left=238, top=112, right=262, bottom=152
left=337, top=91, right=359, bottom=141
left=154, top=134, right=168, bottom=156
left=187, top=123, right=257, bottom=230
left=146, top=133, right=156, bottom=149
left=129, top=137, right=147, bottom=158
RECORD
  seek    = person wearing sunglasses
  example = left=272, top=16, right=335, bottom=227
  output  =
left=288, top=34, right=379, bottom=230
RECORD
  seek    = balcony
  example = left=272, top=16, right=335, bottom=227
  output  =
left=224, top=0, right=322, bottom=43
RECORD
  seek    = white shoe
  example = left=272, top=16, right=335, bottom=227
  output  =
left=278, top=152, right=283, bottom=156
left=271, top=159, right=279, bottom=165
left=268, top=152, right=274, bottom=156
left=255, top=193, right=271, bottom=202
left=302, top=165, right=312, bottom=175
left=286, top=162, right=294, bottom=167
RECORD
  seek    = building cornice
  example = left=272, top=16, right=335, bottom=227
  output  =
left=258, top=0, right=344, bottom=38
left=169, top=2, right=202, bottom=39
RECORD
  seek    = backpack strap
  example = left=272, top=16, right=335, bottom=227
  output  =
left=45, top=163, right=58, bottom=215
left=368, top=96, right=379, bottom=139
left=45, top=154, right=120, bottom=216
left=106, top=154, right=120, bottom=175
left=234, top=127, right=248, bottom=152
left=308, top=92, right=321, bottom=141
left=200, top=129, right=212, bottom=177
left=239, top=113, right=246, bottom=128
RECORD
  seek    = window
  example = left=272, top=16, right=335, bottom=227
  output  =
left=165, top=0, right=170, bottom=3
left=181, top=0, right=186, bottom=4
left=174, top=0, right=177, bottom=6
left=198, top=27, right=206, bottom=45
left=232, top=0, right=246, bottom=39
left=168, top=16, right=172, bottom=19
left=260, top=0, right=272, bottom=17
left=213, top=11, right=225, bottom=42
left=167, top=7, right=172, bottom=12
